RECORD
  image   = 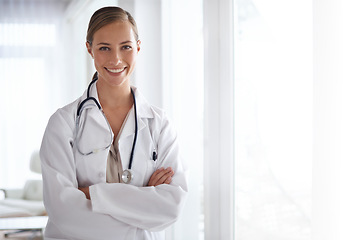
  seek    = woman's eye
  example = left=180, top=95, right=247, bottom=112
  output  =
left=122, top=45, right=132, bottom=50
left=99, top=47, right=110, bottom=51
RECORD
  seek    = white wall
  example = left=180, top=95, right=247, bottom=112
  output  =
left=313, top=0, right=343, bottom=239
left=133, top=0, right=162, bottom=108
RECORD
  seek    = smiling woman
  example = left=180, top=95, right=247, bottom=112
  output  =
left=39, top=6, right=188, bottom=240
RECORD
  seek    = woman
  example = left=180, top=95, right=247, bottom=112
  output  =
left=40, top=6, right=188, bottom=240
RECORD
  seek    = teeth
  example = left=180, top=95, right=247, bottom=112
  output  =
left=107, top=68, right=125, bottom=73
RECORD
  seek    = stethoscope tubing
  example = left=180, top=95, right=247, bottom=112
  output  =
left=129, top=87, right=138, bottom=170
left=76, top=73, right=138, bottom=172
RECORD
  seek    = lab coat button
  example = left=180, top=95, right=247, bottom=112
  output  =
left=99, top=172, right=105, bottom=178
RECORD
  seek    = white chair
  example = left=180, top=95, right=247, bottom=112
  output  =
left=0, top=151, right=46, bottom=218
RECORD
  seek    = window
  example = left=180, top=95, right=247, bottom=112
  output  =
left=0, top=23, right=56, bottom=46
left=0, top=0, right=79, bottom=188
left=0, top=24, right=56, bottom=187
left=234, top=1, right=313, bottom=239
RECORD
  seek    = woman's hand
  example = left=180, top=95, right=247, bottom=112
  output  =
left=148, top=167, right=174, bottom=186
left=78, top=186, right=90, bottom=199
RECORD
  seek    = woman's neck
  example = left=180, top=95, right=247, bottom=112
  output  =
left=96, top=79, right=132, bottom=110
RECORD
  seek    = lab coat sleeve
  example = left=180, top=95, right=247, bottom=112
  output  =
left=90, top=113, right=188, bottom=232
left=40, top=110, right=132, bottom=240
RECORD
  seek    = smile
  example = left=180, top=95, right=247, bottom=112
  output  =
left=106, top=67, right=125, bottom=73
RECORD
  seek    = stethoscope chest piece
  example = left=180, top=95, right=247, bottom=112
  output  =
left=122, top=169, right=133, bottom=184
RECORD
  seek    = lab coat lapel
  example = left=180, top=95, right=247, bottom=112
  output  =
left=76, top=83, right=113, bottom=155
left=119, top=87, right=154, bottom=140
left=120, top=109, right=146, bottom=140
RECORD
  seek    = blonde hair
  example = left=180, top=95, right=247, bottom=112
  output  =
left=86, top=6, right=139, bottom=46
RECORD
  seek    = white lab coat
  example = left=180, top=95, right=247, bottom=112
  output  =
left=40, top=84, right=188, bottom=240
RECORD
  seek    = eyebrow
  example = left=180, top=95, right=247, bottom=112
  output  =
left=120, top=40, right=133, bottom=45
left=96, top=40, right=133, bottom=46
left=96, top=42, right=110, bottom=46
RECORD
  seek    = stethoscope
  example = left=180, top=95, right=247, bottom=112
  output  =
left=75, top=73, right=138, bottom=184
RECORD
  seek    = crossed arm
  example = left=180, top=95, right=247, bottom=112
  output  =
left=79, top=167, right=174, bottom=199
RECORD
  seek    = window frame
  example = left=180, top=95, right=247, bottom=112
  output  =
left=203, top=0, right=235, bottom=239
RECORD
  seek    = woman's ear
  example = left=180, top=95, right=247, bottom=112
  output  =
left=86, top=41, right=94, bottom=58
left=137, top=40, right=141, bottom=53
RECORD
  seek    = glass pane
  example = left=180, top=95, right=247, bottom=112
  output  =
left=234, top=1, right=312, bottom=239
left=0, top=24, right=56, bottom=46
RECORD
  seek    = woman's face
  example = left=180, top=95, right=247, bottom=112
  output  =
left=86, top=21, right=140, bottom=88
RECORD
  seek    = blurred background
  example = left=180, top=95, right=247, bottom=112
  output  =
left=1, top=0, right=342, bottom=240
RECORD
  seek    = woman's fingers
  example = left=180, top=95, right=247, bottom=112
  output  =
left=148, top=168, right=166, bottom=186
left=148, top=167, right=174, bottom=186
left=147, top=168, right=164, bottom=186
left=155, top=168, right=174, bottom=185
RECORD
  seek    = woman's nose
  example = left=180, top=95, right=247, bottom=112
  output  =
left=110, top=51, right=122, bottom=65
